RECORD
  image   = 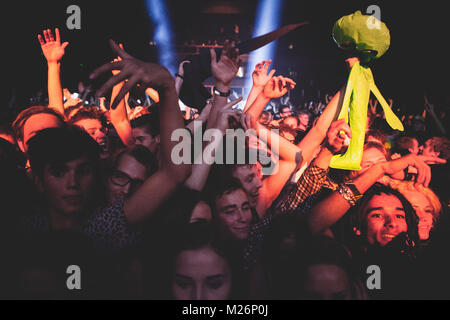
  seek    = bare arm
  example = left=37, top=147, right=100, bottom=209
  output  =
left=90, top=40, right=191, bottom=223
left=185, top=98, right=242, bottom=191
left=38, top=28, right=68, bottom=117
left=243, top=60, right=275, bottom=112
left=174, top=60, right=190, bottom=96
left=108, top=52, right=135, bottom=147
left=308, top=154, right=445, bottom=234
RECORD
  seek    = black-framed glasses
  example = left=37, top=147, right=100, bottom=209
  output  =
left=110, top=170, right=144, bottom=192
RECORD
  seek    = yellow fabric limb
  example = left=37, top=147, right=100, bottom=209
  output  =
left=368, top=73, right=404, bottom=131
left=330, top=62, right=370, bottom=170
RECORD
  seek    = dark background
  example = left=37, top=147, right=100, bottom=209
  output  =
left=1, top=0, right=448, bottom=122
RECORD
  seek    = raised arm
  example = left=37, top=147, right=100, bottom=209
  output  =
left=243, top=60, right=275, bottom=112
left=175, top=60, right=190, bottom=96
left=38, top=28, right=69, bottom=116
left=241, top=76, right=299, bottom=217
left=108, top=51, right=134, bottom=147
left=184, top=97, right=242, bottom=191
left=90, top=40, right=191, bottom=223
left=308, top=154, right=445, bottom=235
left=210, top=40, right=242, bottom=109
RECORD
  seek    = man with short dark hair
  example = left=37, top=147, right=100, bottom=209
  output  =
left=130, top=112, right=161, bottom=159
left=68, top=106, right=109, bottom=158
left=209, top=178, right=252, bottom=242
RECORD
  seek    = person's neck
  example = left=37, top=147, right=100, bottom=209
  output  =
left=49, top=208, right=74, bottom=230
left=298, top=124, right=307, bottom=131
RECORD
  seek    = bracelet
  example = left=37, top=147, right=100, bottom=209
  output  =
left=175, top=73, right=184, bottom=79
left=337, top=183, right=357, bottom=207
left=344, top=180, right=363, bottom=201
left=213, top=86, right=231, bottom=97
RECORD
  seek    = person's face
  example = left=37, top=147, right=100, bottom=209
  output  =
left=281, top=130, right=296, bottom=143
left=280, top=108, right=291, bottom=118
left=172, top=246, right=232, bottom=300
left=73, top=119, right=108, bottom=153
left=408, top=139, right=420, bottom=155
left=214, top=189, right=252, bottom=241
left=21, top=113, right=63, bottom=152
left=298, top=114, right=309, bottom=128
left=402, top=190, right=434, bottom=240
left=232, top=165, right=262, bottom=208
left=364, top=193, right=408, bottom=246
left=421, top=139, right=439, bottom=157
left=283, top=117, right=298, bottom=130
left=349, top=147, right=387, bottom=179
left=190, top=201, right=212, bottom=223
left=36, top=156, right=96, bottom=216
left=108, top=153, right=148, bottom=204
left=132, top=127, right=159, bottom=154
left=302, top=264, right=352, bottom=300
left=259, top=113, right=272, bottom=125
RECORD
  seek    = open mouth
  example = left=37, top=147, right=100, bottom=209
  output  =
left=382, top=233, right=396, bottom=240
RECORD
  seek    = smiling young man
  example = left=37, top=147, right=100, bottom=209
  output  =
left=210, top=178, right=253, bottom=243
left=68, top=107, right=109, bottom=159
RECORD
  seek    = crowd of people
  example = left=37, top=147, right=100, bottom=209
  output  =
left=0, top=27, right=449, bottom=300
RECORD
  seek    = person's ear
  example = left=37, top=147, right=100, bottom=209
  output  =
left=155, top=134, right=160, bottom=144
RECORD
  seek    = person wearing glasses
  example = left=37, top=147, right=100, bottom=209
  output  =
left=107, top=145, right=158, bottom=205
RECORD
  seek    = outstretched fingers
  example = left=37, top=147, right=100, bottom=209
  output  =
left=110, top=75, right=139, bottom=109
left=55, top=28, right=61, bottom=43
left=109, top=39, right=133, bottom=60
left=90, top=60, right=124, bottom=81
left=95, top=69, right=128, bottom=97
left=37, top=34, right=45, bottom=46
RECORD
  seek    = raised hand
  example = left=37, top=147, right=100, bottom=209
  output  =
left=178, top=60, right=191, bottom=77
left=111, top=43, right=124, bottom=76
left=208, top=97, right=243, bottom=133
left=252, top=60, right=276, bottom=88
left=37, top=28, right=69, bottom=63
left=210, top=40, right=242, bottom=86
left=380, top=154, right=446, bottom=188
left=63, top=88, right=82, bottom=108
left=323, top=119, right=352, bottom=154
left=90, top=40, right=174, bottom=109
left=263, top=76, right=296, bottom=99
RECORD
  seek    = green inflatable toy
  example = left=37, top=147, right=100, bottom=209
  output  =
left=329, top=11, right=404, bottom=170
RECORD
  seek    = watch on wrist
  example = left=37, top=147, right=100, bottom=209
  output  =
left=213, top=87, right=231, bottom=97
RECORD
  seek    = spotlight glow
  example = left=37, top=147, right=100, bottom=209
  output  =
left=145, top=0, right=176, bottom=75
left=245, top=0, right=284, bottom=92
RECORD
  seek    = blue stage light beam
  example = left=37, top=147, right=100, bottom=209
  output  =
left=145, top=0, right=176, bottom=75
left=245, top=0, right=284, bottom=95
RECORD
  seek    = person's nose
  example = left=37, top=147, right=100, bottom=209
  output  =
left=237, top=208, right=250, bottom=223
left=192, top=284, right=204, bottom=300
left=255, top=176, right=263, bottom=190
left=96, top=129, right=106, bottom=140
left=66, top=170, right=79, bottom=189
left=384, top=215, right=397, bottom=229
left=121, top=182, right=131, bottom=196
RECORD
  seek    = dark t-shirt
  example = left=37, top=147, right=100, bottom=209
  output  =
left=19, top=199, right=140, bottom=253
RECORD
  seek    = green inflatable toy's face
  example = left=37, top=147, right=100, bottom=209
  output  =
left=332, top=10, right=390, bottom=62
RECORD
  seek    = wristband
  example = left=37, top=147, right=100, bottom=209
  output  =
left=175, top=73, right=184, bottom=79
left=337, top=183, right=357, bottom=207
left=213, top=86, right=231, bottom=97
left=344, top=180, right=363, bottom=201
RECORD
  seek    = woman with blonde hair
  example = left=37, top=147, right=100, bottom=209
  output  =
left=388, top=180, right=442, bottom=241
